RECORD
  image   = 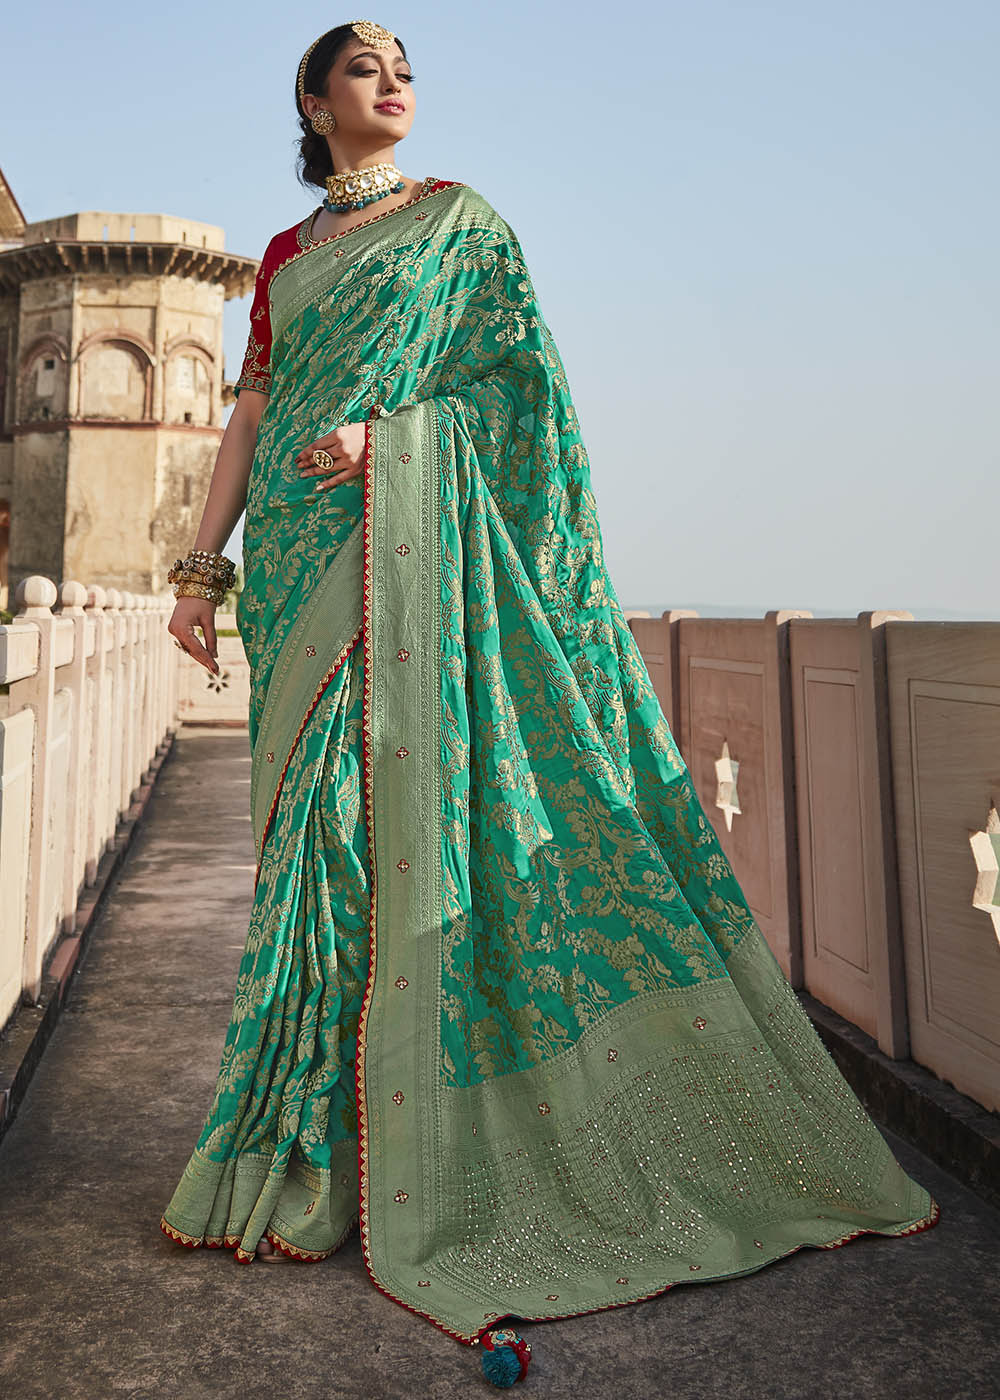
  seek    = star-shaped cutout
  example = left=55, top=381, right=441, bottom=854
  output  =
left=969, top=802, right=1000, bottom=945
left=714, top=739, right=742, bottom=831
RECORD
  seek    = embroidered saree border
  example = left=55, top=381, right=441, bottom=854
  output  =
left=357, top=399, right=461, bottom=1337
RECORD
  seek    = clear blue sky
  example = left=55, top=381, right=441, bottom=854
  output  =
left=5, top=2, right=997, bottom=617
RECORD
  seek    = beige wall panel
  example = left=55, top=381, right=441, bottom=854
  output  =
left=677, top=614, right=804, bottom=982
left=789, top=622, right=875, bottom=1036
left=0, top=707, right=34, bottom=1027
left=63, top=429, right=157, bottom=589
left=888, top=622, right=1000, bottom=1111
left=689, top=658, right=772, bottom=916
left=40, top=685, right=73, bottom=966
left=803, top=671, right=870, bottom=966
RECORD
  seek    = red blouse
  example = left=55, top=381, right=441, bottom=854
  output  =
left=233, top=178, right=461, bottom=398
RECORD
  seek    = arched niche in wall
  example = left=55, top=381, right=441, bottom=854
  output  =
left=17, top=334, right=70, bottom=423
left=76, top=330, right=154, bottom=421
left=163, top=338, right=215, bottom=426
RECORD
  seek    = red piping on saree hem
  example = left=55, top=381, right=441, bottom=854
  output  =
left=160, top=1213, right=359, bottom=1263
left=253, top=625, right=362, bottom=893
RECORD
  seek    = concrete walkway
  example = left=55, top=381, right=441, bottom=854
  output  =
left=1, top=725, right=998, bottom=1400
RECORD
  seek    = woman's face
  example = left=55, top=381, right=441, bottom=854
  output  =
left=317, top=38, right=415, bottom=140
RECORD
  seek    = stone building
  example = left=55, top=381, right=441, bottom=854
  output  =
left=0, top=164, right=256, bottom=609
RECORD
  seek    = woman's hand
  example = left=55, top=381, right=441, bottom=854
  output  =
left=168, top=597, right=220, bottom=676
left=295, top=420, right=367, bottom=491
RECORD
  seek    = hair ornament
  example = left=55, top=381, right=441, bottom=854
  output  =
left=296, top=20, right=396, bottom=105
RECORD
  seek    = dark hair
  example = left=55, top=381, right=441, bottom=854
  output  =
left=295, top=24, right=409, bottom=190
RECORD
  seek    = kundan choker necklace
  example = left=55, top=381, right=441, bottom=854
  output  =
left=324, top=162, right=405, bottom=212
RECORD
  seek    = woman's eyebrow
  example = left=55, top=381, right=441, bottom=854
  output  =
left=347, top=50, right=409, bottom=63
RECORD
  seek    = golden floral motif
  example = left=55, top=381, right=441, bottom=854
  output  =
left=616, top=1277, right=628, bottom=1285
left=392, top=1090, right=405, bottom=1104
left=396, top=647, right=410, bottom=661
left=607, top=1048, right=619, bottom=1061
left=394, top=1189, right=409, bottom=1203
left=395, top=543, right=411, bottom=555
left=305, top=644, right=316, bottom=657
left=396, top=858, right=410, bottom=872
left=395, top=746, right=409, bottom=758
left=394, top=975, right=409, bottom=989
left=418, top=1280, right=431, bottom=1287
left=693, top=1016, right=707, bottom=1029
left=546, top=1293, right=559, bottom=1300
left=754, top=1239, right=764, bottom=1248
left=265, top=752, right=274, bottom=763
left=537, top=1102, right=551, bottom=1115
left=398, top=452, right=412, bottom=463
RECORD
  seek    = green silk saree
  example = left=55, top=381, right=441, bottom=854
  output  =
left=160, top=177, right=939, bottom=1348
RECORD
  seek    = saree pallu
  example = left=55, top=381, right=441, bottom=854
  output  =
left=161, top=179, right=939, bottom=1346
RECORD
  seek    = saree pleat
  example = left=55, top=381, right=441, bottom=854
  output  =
left=161, top=178, right=938, bottom=1334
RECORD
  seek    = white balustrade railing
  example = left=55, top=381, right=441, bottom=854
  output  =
left=0, top=575, right=179, bottom=1024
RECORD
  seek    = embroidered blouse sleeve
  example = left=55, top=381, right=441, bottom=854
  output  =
left=233, top=240, right=274, bottom=397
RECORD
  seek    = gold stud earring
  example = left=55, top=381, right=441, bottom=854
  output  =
left=310, top=109, right=336, bottom=134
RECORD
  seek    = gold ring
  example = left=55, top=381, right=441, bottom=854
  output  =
left=312, top=448, right=335, bottom=471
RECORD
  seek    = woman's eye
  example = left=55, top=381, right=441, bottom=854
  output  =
left=352, top=68, right=414, bottom=81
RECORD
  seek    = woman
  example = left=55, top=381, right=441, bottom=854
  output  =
left=160, top=18, right=939, bottom=1378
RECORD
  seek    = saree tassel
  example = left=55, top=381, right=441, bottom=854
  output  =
left=480, top=1328, right=532, bottom=1386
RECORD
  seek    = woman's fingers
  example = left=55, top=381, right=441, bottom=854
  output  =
left=172, top=626, right=218, bottom=674
left=296, top=421, right=368, bottom=490
left=316, top=465, right=361, bottom=491
left=168, top=601, right=220, bottom=675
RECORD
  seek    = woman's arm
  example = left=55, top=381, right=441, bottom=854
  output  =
left=193, top=387, right=267, bottom=551
left=167, top=387, right=267, bottom=673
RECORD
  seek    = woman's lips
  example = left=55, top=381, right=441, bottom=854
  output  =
left=375, top=102, right=404, bottom=113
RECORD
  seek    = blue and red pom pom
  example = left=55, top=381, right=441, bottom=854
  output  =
left=480, top=1327, right=532, bottom=1387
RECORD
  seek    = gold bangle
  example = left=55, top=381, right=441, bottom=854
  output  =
left=173, top=581, right=225, bottom=605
